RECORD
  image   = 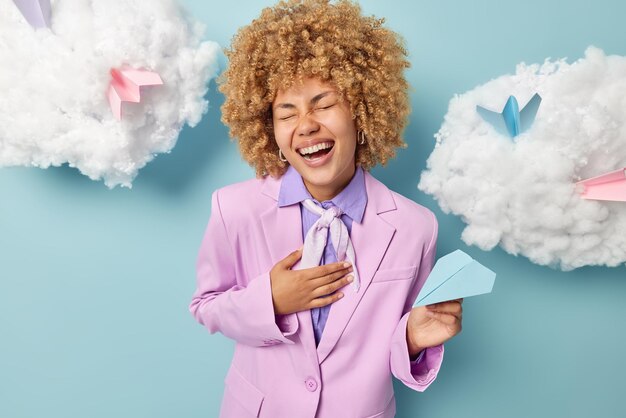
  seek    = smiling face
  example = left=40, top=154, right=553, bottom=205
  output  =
left=272, top=78, right=358, bottom=202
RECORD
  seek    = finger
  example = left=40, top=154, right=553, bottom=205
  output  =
left=309, top=264, right=354, bottom=287
left=310, top=274, right=354, bottom=298
left=281, top=247, right=303, bottom=269
left=308, top=291, right=344, bottom=309
left=426, top=299, right=460, bottom=309
left=427, top=304, right=462, bottom=321
left=425, top=311, right=459, bottom=325
left=426, top=300, right=463, bottom=317
left=302, top=261, right=353, bottom=280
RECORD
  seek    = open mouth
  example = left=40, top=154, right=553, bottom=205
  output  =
left=298, top=141, right=335, bottom=161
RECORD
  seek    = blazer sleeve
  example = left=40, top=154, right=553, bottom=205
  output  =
left=389, top=210, right=444, bottom=392
left=189, top=189, right=297, bottom=347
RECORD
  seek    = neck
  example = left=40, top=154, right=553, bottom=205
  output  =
left=304, top=163, right=357, bottom=202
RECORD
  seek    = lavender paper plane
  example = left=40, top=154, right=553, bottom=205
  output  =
left=576, top=167, right=626, bottom=202
left=12, top=0, right=51, bottom=29
left=413, top=250, right=496, bottom=307
left=477, top=93, right=541, bottom=138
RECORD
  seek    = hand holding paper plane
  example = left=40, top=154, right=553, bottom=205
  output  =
left=413, top=250, right=496, bottom=307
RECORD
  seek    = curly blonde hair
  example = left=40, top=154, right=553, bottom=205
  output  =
left=219, top=0, right=411, bottom=178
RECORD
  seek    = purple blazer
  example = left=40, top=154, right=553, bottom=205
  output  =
left=190, top=169, right=443, bottom=418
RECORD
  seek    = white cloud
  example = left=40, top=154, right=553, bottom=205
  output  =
left=419, top=47, right=626, bottom=270
left=0, top=0, right=220, bottom=188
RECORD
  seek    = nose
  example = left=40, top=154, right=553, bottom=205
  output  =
left=297, top=113, right=320, bottom=137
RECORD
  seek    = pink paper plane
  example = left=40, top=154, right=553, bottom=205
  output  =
left=576, top=167, right=626, bottom=202
left=107, top=66, right=163, bottom=120
left=12, top=0, right=51, bottom=29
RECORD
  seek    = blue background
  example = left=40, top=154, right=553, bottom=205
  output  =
left=1, top=0, right=625, bottom=417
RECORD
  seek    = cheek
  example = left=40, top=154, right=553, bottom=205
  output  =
left=331, top=121, right=357, bottom=149
left=322, top=112, right=356, bottom=138
left=273, top=124, right=291, bottom=148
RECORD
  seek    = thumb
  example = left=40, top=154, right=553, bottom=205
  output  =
left=281, top=246, right=303, bottom=268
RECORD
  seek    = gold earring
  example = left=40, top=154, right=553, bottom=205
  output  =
left=278, top=149, right=287, bottom=162
left=358, top=131, right=366, bottom=145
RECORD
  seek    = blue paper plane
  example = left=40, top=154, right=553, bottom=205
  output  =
left=413, top=250, right=496, bottom=307
left=476, top=93, right=541, bottom=138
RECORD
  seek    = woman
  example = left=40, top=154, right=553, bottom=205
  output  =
left=190, top=1, right=463, bottom=416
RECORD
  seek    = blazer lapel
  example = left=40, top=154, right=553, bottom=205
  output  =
left=260, top=176, right=319, bottom=367
left=316, top=172, right=396, bottom=365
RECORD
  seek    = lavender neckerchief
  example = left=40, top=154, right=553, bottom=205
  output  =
left=300, top=199, right=360, bottom=292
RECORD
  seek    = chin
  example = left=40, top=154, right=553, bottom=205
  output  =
left=301, top=172, right=336, bottom=187
left=308, top=169, right=353, bottom=190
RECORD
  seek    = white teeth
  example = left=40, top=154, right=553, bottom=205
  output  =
left=298, top=141, right=334, bottom=156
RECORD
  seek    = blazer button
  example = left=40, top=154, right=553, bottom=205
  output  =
left=304, top=377, right=318, bottom=392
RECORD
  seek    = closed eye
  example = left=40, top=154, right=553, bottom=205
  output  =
left=316, top=104, right=335, bottom=111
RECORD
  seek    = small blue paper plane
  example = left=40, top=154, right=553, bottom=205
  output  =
left=476, top=93, right=542, bottom=138
left=413, top=250, right=496, bottom=307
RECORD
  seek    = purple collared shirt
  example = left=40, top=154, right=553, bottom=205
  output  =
left=278, top=164, right=367, bottom=346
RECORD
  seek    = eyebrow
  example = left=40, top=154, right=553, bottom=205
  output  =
left=273, top=90, right=336, bottom=110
